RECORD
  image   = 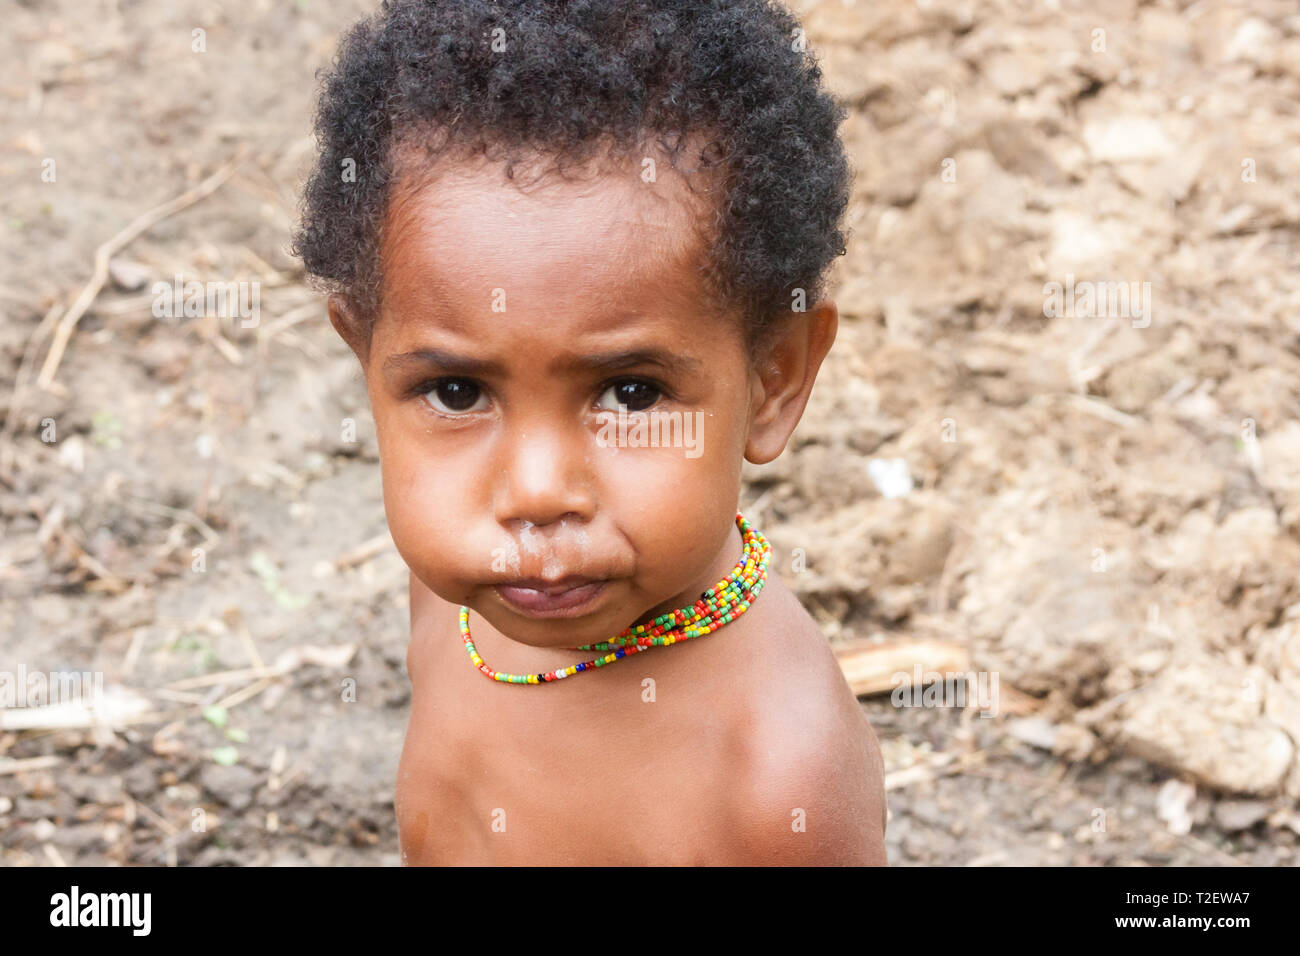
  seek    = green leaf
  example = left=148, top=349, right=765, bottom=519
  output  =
left=250, top=551, right=309, bottom=610
left=248, top=551, right=279, bottom=586
left=272, top=588, right=309, bottom=610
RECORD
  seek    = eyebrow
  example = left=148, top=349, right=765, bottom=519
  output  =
left=576, top=348, right=704, bottom=377
left=383, top=348, right=502, bottom=379
left=382, top=346, right=704, bottom=380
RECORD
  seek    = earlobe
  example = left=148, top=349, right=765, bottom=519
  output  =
left=328, top=295, right=371, bottom=366
left=743, top=300, right=838, bottom=466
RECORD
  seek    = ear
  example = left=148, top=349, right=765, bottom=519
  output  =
left=328, top=294, right=371, bottom=368
left=745, top=299, right=838, bottom=465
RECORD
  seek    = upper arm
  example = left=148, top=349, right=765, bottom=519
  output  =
left=721, top=722, right=888, bottom=866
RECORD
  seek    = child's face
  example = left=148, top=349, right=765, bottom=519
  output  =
left=337, top=152, right=821, bottom=649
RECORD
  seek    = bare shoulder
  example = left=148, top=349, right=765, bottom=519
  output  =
left=715, top=591, right=888, bottom=865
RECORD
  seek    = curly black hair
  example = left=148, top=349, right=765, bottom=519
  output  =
left=293, top=0, right=851, bottom=344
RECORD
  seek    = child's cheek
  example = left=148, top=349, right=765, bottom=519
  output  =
left=373, top=418, right=479, bottom=602
left=595, top=408, right=748, bottom=575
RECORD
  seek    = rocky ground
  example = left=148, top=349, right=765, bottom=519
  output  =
left=2, top=0, right=1298, bottom=865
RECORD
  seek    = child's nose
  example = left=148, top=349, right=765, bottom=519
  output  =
left=493, top=422, right=596, bottom=529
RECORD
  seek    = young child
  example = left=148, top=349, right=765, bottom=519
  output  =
left=295, top=0, right=887, bottom=865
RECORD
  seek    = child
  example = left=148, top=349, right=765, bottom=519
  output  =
left=294, top=0, right=887, bottom=865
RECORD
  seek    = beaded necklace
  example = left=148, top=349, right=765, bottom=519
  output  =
left=460, top=512, right=771, bottom=684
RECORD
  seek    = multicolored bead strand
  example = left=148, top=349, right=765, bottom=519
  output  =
left=460, top=512, right=771, bottom=685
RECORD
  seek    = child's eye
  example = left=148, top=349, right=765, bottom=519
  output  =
left=420, top=378, right=489, bottom=415
left=596, top=379, right=663, bottom=413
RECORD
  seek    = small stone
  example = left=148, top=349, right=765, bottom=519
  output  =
left=16, top=798, right=57, bottom=819
left=1006, top=717, right=1058, bottom=751
left=1082, top=115, right=1174, bottom=163
left=1213, top=799, right=1271, bottom=832
left=30, top=818, right=57, bottom=842
left=1223, top=18, right=1281, bottom=68
left=867, top=458, right=913, bottom=499
left=200, top=763, right=260, bottom=811
left=107, top=258, right=151, bottom=292
left=1156, top=779, right=1196, bottom=836
left=53, top=823, right=106, bottom=849
left=123, top=763, right=156, bottom=799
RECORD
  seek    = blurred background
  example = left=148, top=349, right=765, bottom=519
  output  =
left=2, top=0, right=1299, bottom=865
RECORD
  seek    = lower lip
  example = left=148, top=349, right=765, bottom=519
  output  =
left=494, top=581, right=607, bottom=618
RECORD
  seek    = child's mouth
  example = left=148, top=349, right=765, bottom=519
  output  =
left=494, top=578, right=608, bottom=618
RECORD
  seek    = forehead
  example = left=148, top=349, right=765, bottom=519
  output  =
left=377, top=149, right=720, bottom=334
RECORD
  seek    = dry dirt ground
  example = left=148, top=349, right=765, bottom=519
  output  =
left=2, top=0, right=1299, bottom=866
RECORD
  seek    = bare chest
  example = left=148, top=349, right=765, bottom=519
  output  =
left=396, top=633, right=746, bottom=865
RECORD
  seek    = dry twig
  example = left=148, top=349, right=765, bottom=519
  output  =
left=35, top=147, right=248, bottom=390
